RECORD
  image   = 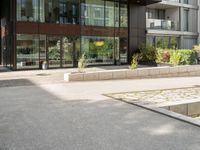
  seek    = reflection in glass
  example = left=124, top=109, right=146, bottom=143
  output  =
left=48, top=36, right=61, bottom=68
left=45, top=0, right=79, bottom=24
left=62, top=37, right=73, bottom=67
left=120, top=3, right=128, bottom=27
left=17, top=0, right=39, bottom=22
left=81, top=36, right=114, bottom=65
left=105, top=1, right=114, bottom=27
left=16, top=34, right=39, bottom=69
left=16, top=0, right=127, bottom=28
left=81, top=0, right=105, bottom=26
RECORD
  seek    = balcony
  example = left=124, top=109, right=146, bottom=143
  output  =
left=146, top=19, right=179, bottom=31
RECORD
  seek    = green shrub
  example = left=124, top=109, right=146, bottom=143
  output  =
left=156, top=51, right=162, bottom=64
left=78, top=53, right=87, bottom=72
left=170, top=51, right=182, bottom=65
left=178, top=49, right=196, bottom=65
left=129, top=54, right=142, bottom=70
left=140, top=44, right=157, bottom=62
left=157, top=48, right=196, bottom=65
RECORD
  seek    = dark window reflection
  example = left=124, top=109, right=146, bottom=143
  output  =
left=45, top=0, right=79, bottom=24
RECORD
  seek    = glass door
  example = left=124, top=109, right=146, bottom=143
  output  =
left=47, top=36, right=61, bottom=68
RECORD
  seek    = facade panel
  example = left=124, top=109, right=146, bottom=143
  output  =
left=146, top=0, right=199, bottom=49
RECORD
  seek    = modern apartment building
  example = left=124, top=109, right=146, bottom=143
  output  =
left=146, top=0, right=200, bottom=49
left=1, top=0, right=199, bottom=71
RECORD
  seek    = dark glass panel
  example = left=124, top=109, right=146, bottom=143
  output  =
left=45, top=0, right=79, bottom=24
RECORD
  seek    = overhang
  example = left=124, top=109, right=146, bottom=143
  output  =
left=128, top=0, right=162, bottom=5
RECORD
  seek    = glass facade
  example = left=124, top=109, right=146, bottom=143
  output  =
left=15, top=0, right=128, bottom=69
left=81, top=36, right=114, bottom=65
left=17, top=0, right=79, bottom=23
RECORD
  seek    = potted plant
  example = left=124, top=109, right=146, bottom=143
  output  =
left=42, top=61, right=48, bottom=70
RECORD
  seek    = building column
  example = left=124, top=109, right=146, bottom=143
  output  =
left=179, top=2, right=185, bottom=48
left=128, top=3, right=146, bottom=63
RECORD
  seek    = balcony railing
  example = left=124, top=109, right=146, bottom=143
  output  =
left=146, top=19, right=179, bottom=31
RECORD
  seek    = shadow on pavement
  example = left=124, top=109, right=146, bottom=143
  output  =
left=0, top=79, right=35, bottom=88
left=0, top=78, right=200, bottom=150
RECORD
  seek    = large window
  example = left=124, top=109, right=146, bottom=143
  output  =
left=81, top=0, right=127, bottom=27
left=16, top=0, right=128, bottom=27
left=146, top=8, right=165, bottom=20
left=45, top=0, right=79, bottom=24
left=120, top=4, right=128, bottom=27
left=17, top=0, right=40, bottom=22
left=81, top=36, right=115, bottom=65
left=16, top=34, right=39, bottom=69
left=147, top=36, right=179, bottom=49
left=81, top=0, right=105, bottom=26
left=183, top=0, right=188, bottom=4
left=183, top=9, right=189, bottom=31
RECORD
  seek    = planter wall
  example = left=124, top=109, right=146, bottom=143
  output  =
left=64, top=65, right=200, bottom=82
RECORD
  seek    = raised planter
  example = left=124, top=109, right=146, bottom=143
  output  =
left=64, top=65, right=200, bottom=82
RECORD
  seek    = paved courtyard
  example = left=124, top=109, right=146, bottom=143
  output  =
left=0, top=69, right=200, bottom=150
left=107, top=86, right=200, bottom=107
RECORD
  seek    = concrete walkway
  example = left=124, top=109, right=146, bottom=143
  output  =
left=0, top=71, right=200, bottom=149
